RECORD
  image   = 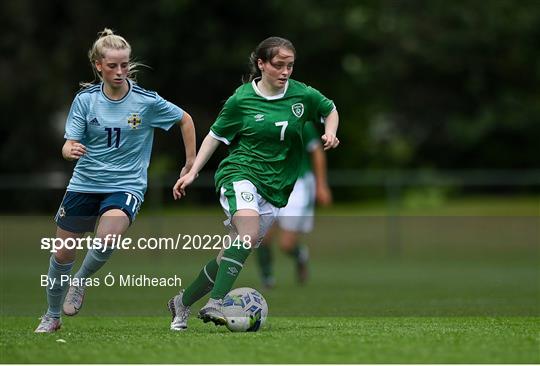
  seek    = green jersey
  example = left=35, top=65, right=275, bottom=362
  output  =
left=298, top=121, right=321, bottom=178
left=210, top=78, right=334, bottom=207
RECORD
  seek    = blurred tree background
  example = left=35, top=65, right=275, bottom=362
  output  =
left=1, top=0, right=539, bottom=209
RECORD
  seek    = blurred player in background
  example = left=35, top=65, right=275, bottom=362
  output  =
left=167, top=36, right=339, bottom=331
left=257, top=120, right=332, bottom=288
left=35, top=28, right=196, bottom=333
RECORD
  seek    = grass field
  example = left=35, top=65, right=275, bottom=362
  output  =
left=2, top=316, right=538, bottom=363
left=1, top=196, right=539, bottom=363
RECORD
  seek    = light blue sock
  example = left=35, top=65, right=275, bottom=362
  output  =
left=45, top=256, right=74, bottom=318
left=74, top=248, right=114, bottom=280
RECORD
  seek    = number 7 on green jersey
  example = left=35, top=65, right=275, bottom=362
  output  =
left=274, top=121, right=288, bottom=141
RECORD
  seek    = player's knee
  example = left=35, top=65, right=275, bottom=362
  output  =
left=280, top=243, right=295, bottom=254
left=54, top=247, right=76, bottom=264
left=280, top=234, right=298, bottom=252
left=280, top=237, right=295, bottom=248
left=232, top=210, right=259, bottom=241
left=97, top=209, right=130, bottom=235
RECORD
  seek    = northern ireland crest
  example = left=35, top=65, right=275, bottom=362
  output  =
left=127, top=113, right=141, bottom=129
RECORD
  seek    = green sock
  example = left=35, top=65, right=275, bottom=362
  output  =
left=256, top=244, right=273, bottom=280
left=182, top=259, right=219, bottom=306
left=210, top=244, right=251, bottom=300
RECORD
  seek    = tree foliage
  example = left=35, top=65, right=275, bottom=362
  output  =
left=2, top=0, right=539, bottom=174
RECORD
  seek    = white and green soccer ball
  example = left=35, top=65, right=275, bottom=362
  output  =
left=222, top=287, right=268, bottom=332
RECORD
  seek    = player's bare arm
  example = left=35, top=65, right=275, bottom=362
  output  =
left=173, top=133, right=221, bottom=200
left=177, top=111, right=197, bottom=178
left=321, top=109, right=339, bottom=150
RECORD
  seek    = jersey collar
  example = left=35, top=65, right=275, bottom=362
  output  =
left=100, top=79, right=132, bottom=103
left=251, top=78, right=289, bottom=100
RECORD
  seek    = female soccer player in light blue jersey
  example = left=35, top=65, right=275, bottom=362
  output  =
left=35, top=28, right=197, bottom=333
left=166, top=36, right=339, bottom=331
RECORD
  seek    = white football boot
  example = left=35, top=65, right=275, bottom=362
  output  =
left=34, top=315, right=62, bottom=333
left=198, top=298, right=226, bottom=326
left=63, top=285, right=85, bottom=316
left=168, top=290, right=191, bottom=331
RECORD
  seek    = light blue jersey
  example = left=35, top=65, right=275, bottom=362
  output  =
left=64, top=80, right=183, bottom=201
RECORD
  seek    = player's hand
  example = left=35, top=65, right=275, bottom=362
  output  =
left=316, top=184, right=333, bottom=207
left=321, top=134, right=339, bottom=150
left=64, top=142, right=87, bottom=161
left=173, top=172, right=197, bottom=200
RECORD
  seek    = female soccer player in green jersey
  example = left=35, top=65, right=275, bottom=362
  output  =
left=167, top=36, right=339, bottom=331
left=34, top=29, right=196, bottom=333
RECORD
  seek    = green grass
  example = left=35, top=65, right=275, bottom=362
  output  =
left=1, top=316, right=538, bottom=363
left=1, top=196, right=539, bottom=363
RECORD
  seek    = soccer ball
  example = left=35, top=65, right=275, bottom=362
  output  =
left=222, top=287, right=268, bottom=332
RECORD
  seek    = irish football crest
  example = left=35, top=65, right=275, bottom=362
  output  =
left=241, top=192, right=254, bottom=202
left=127, top=113, right=141, bottom=129
left=292, top=103, right=304, bottom=118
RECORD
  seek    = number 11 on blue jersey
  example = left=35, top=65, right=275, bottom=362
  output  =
left=105, top=127, right=121, bottom=148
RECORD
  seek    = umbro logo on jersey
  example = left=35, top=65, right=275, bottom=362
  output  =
left=227, top=266, right=239, bottom=276
left=292, top=103, right=304, bottom=118
left=254, top=114, right=265, bottom=121
left=89, top=118, right=100, bottom=126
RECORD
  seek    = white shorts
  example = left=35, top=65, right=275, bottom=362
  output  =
left=278, top=172, right=316, bottom=233
left=219, top=179, right=279, bottom=247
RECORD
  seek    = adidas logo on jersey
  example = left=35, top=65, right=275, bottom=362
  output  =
left=89, top=117, right=100, bottom=126
left=254, top=114, right=265, bottom=121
